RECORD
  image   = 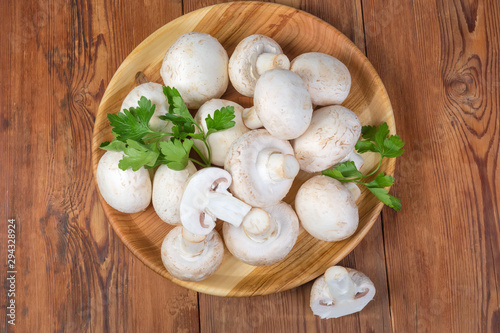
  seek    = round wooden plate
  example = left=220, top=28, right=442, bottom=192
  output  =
left=92, top=1, right=395, bottom=297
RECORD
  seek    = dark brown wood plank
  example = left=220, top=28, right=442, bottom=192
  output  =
left=183, top=1, right=391, bottom=332
left=362, top=0, right=500, bottom=331
left=0, top=0, right=199, bottom=332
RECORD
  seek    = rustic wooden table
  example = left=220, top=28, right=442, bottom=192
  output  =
left=1, top=0, right=498, bottom=332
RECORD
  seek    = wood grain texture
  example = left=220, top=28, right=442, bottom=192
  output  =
left=0, top=0, right=198, bottom=332
left=362, top=0, right=500, bottom=331
left=91, top=1, right=396, bottom=297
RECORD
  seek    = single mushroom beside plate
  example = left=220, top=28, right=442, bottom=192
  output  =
left=223, top=202, right=299, bottom=266
left=161, top=226, right=224, bottom=282
left=228, top=34, right=290, bottom=97
left=225, top=129, right=300, bottom=208
left=295, top=175, right=359, bottom=242
left=310, top=266, right=376, bottom=319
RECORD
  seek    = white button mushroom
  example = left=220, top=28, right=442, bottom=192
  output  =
left=179, top=167, right=253, bottom=236
left=243, top=69, right=313, bottom=140
left=96, top=151, right=152, bottom=213
left=161, top=226, right=224, bottom=282
left=225, top=130, right=300, bottom=208
left=310, top=266, right=376, bottom=319
left=160, top=32, right=229, bottom=108
left=228, top=34, right=290, bottom=97
left=292, top=105, right=361, bottom=173
left=295, top=175, right=358, bottom=242
left=120, top=82, right=171, bottom=133
left=223, top=202, right=299, bottom=266
left=152, top=161, right=197, bottom=225
left=290, top=52, right=351, bottom=106
left=193, top=99, right=250, bottom=166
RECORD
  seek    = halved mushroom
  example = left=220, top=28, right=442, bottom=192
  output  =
left=160, top=32, right=228, bottom=108
left=193, top=99, right=250, bottom=166
left=179, top=167, right=252, bottom=235
left=290, top=52, right=351, bottom=106
left=223, top=202, right=299, bottom=266
left=96, top=151, right=152, bottom=213
left=243, top=69, right=313, bottom=140
left=310, top=266, right=376, bottom=319
left=295, top=175, right=358, bottom=242
left=152, top=161, right=197, bottom=224
left=161, top=226, right=224, bottom=282
left=225, top=130, right=300, bottom=208
left=293, top=105, right=361, bottom=173
left=229, top=34, right=290, bottom=97
left=120, top=82, right=171, bottom=133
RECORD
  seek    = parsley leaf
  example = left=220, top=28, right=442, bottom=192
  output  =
left=366, top=187, right=401, bottom=211
left=107, top=96, right=156, bottom=142
left=159, top=139, right=193, bottom=170
left=100, top=86, right=236, bottom=172
left=322, top=122, right=404, bottom=211
left=118, top=140, right=159, bottom=171
left=205, top=106, right=236, bottom=135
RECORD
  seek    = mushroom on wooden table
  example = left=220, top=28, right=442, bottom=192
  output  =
left=310, top=266, right=376, bottom=319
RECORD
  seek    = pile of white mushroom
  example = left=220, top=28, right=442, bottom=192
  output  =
left=97, top=32, right=376, bottom=318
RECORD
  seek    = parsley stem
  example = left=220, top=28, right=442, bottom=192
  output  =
left=191, top=143, right=210, bottom=167
left=189, top=158, right=206, bottom=167
left=361, top=157, right=383, bottom=179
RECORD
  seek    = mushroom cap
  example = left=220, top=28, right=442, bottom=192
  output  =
left=161, top=226, right=224, bottom=282
left=152, top=162, right=197, bottom=224
left=194, top=99, right=250, bottom=166
left=228, top=34, right=285, bottom=97
left=224, top=129, right=297, bottom=207
left=290, top=52, right=351, bottom=106
left=96, top=151, right=152, bottom=213
left=310, top=267, right=376, bottom=319
left=120, top=82, right=171, bottom=133
left=295, top=175, right=358, bottom=241
left=293, top=105, right=361, bottom=173
left=160, top=32, right=228, bottom=108
left=253, top=69, right=313, bottom=140
left=223, top=202, right=299, bottom=266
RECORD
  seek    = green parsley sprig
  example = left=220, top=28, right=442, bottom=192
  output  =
left=322, top=122, right=404, bottom=210
left=100, top=86, right=235, bottom=171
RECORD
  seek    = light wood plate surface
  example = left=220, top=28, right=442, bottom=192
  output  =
left=92, top=1, right=395, bottom=297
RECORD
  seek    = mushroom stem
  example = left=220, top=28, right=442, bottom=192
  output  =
left=206, top=192, right=252, bottom=228
left=179, top=228, right=206, bottom=258
left=255, top=53, right=291, bottom=75
left=340, top=151, right=365, bottom=170
left=259, top=150, right=300, bottom=181
left=241, top=208, right=278, bottom=243
left=325, top=266, right=356, bottom=302
left=242, top=107, right=263, bottom=129
left=344, top=182, right=361, bottom=201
